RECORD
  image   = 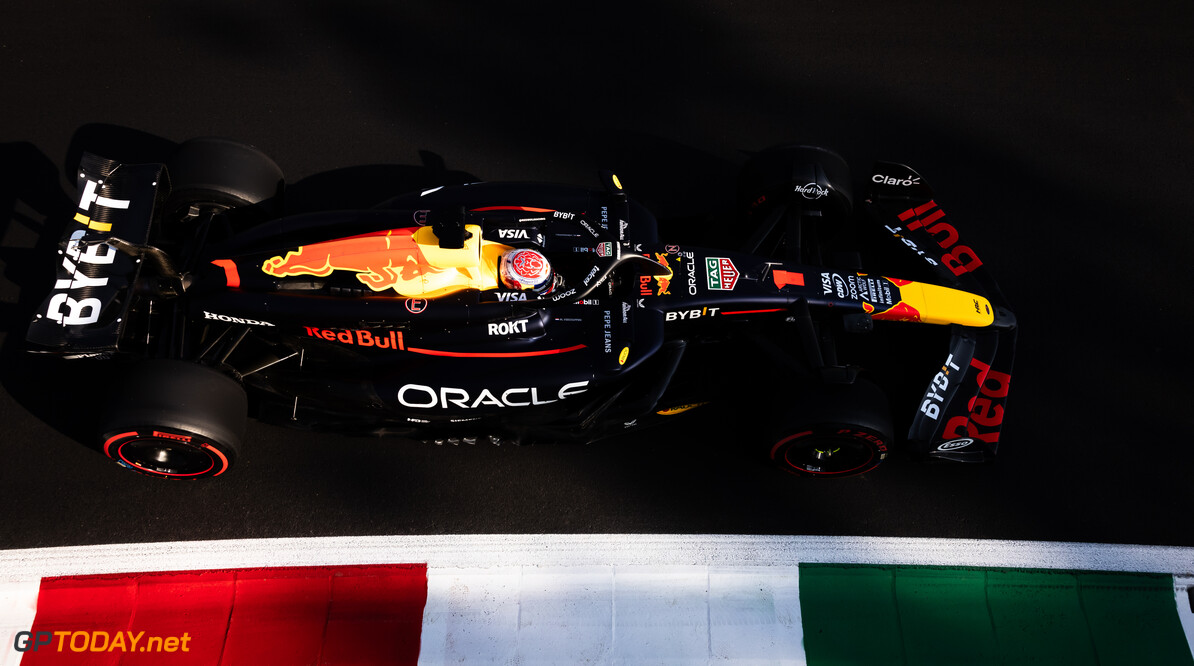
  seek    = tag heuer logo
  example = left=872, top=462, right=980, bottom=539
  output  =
left=705, top=257, right=739, bottom=291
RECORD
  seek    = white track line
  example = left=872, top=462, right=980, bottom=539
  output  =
left=1, top=535, right=1192, bottom=582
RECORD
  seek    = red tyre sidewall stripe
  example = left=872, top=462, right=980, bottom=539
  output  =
left=772, top=430, right=881, bottom=476
left=104, top=431, right=139, bottom=458
left=205, top=443, right=230, bottom=477
left=108, top=431, right=222, bottom=478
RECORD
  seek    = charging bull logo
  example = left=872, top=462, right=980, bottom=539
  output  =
left=638, top=252, right=676, bottom=296
left=262, top=229, right=435, bottom=295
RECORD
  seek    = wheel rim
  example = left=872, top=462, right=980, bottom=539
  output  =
left=105, top=431, right=228, bottom=478
left=774, top=430, right=881, bottom=477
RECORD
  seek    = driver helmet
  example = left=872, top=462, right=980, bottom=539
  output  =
left=499, top=248, right=554, bottom=293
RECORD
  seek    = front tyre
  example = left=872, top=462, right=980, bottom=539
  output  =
left=100, top=360, right=246, bottom=479
left=102, top=429, right=235, bottom=478
left=768, top=378, right=892, bottom=478
left=738, top=144, right=853, bottom=221
left=738, top=145, right=854, bottom=263
left=770, top=425, right=889, bottom=478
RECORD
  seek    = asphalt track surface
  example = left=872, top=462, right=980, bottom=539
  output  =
left=1, top=1, right=1191, bottom=550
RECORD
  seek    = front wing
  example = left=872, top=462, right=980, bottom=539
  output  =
left=867, top=162, right=1017, bottom=461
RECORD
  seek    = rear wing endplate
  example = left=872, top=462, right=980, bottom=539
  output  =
left=26, top=153, right=166, bottom=355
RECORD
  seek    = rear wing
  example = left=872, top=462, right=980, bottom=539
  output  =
left=26, top=153, right=167, bottom=355
left=866, top=162, right=1017, bottom=461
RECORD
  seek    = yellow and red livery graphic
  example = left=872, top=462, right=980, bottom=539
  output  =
left=638, top=251, right=677, bottom=296
left=261, top=226, right=507, bottom=298
left=851, top=274, right=993, bottom=327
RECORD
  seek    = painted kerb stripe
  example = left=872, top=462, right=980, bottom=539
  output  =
left=7, top=565, right=1191, bottom=665
left=800, top=565, right=1194, bottom=665
left=13, top=565, right=426, bottom=665
left=2, top=536, right=1192, bottom=664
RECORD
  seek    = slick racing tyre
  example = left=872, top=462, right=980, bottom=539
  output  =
left=769, top=379, right=893, bottom=478
left=739, top=144, right=853, bottom=219
left=738, top=145, right=853, bottom=263
left=164, top=136, right=285, bottom=227
left=100, top=360, right=247, bottom=479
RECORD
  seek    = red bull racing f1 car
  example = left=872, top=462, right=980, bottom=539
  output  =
left=26, top=139, right=1016, bottom=479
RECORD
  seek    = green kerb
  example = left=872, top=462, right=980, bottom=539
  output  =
left=798, top=564, right=1192, bottom=666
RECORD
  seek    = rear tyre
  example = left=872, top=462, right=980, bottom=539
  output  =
left=164, top=137, right=285, bottom=228
left=100, top=360, right=246, bottom=479
left=768, top=379, right=892, bottom=478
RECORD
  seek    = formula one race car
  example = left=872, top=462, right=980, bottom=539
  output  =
left=27, top=139, right=1016, bottom=479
